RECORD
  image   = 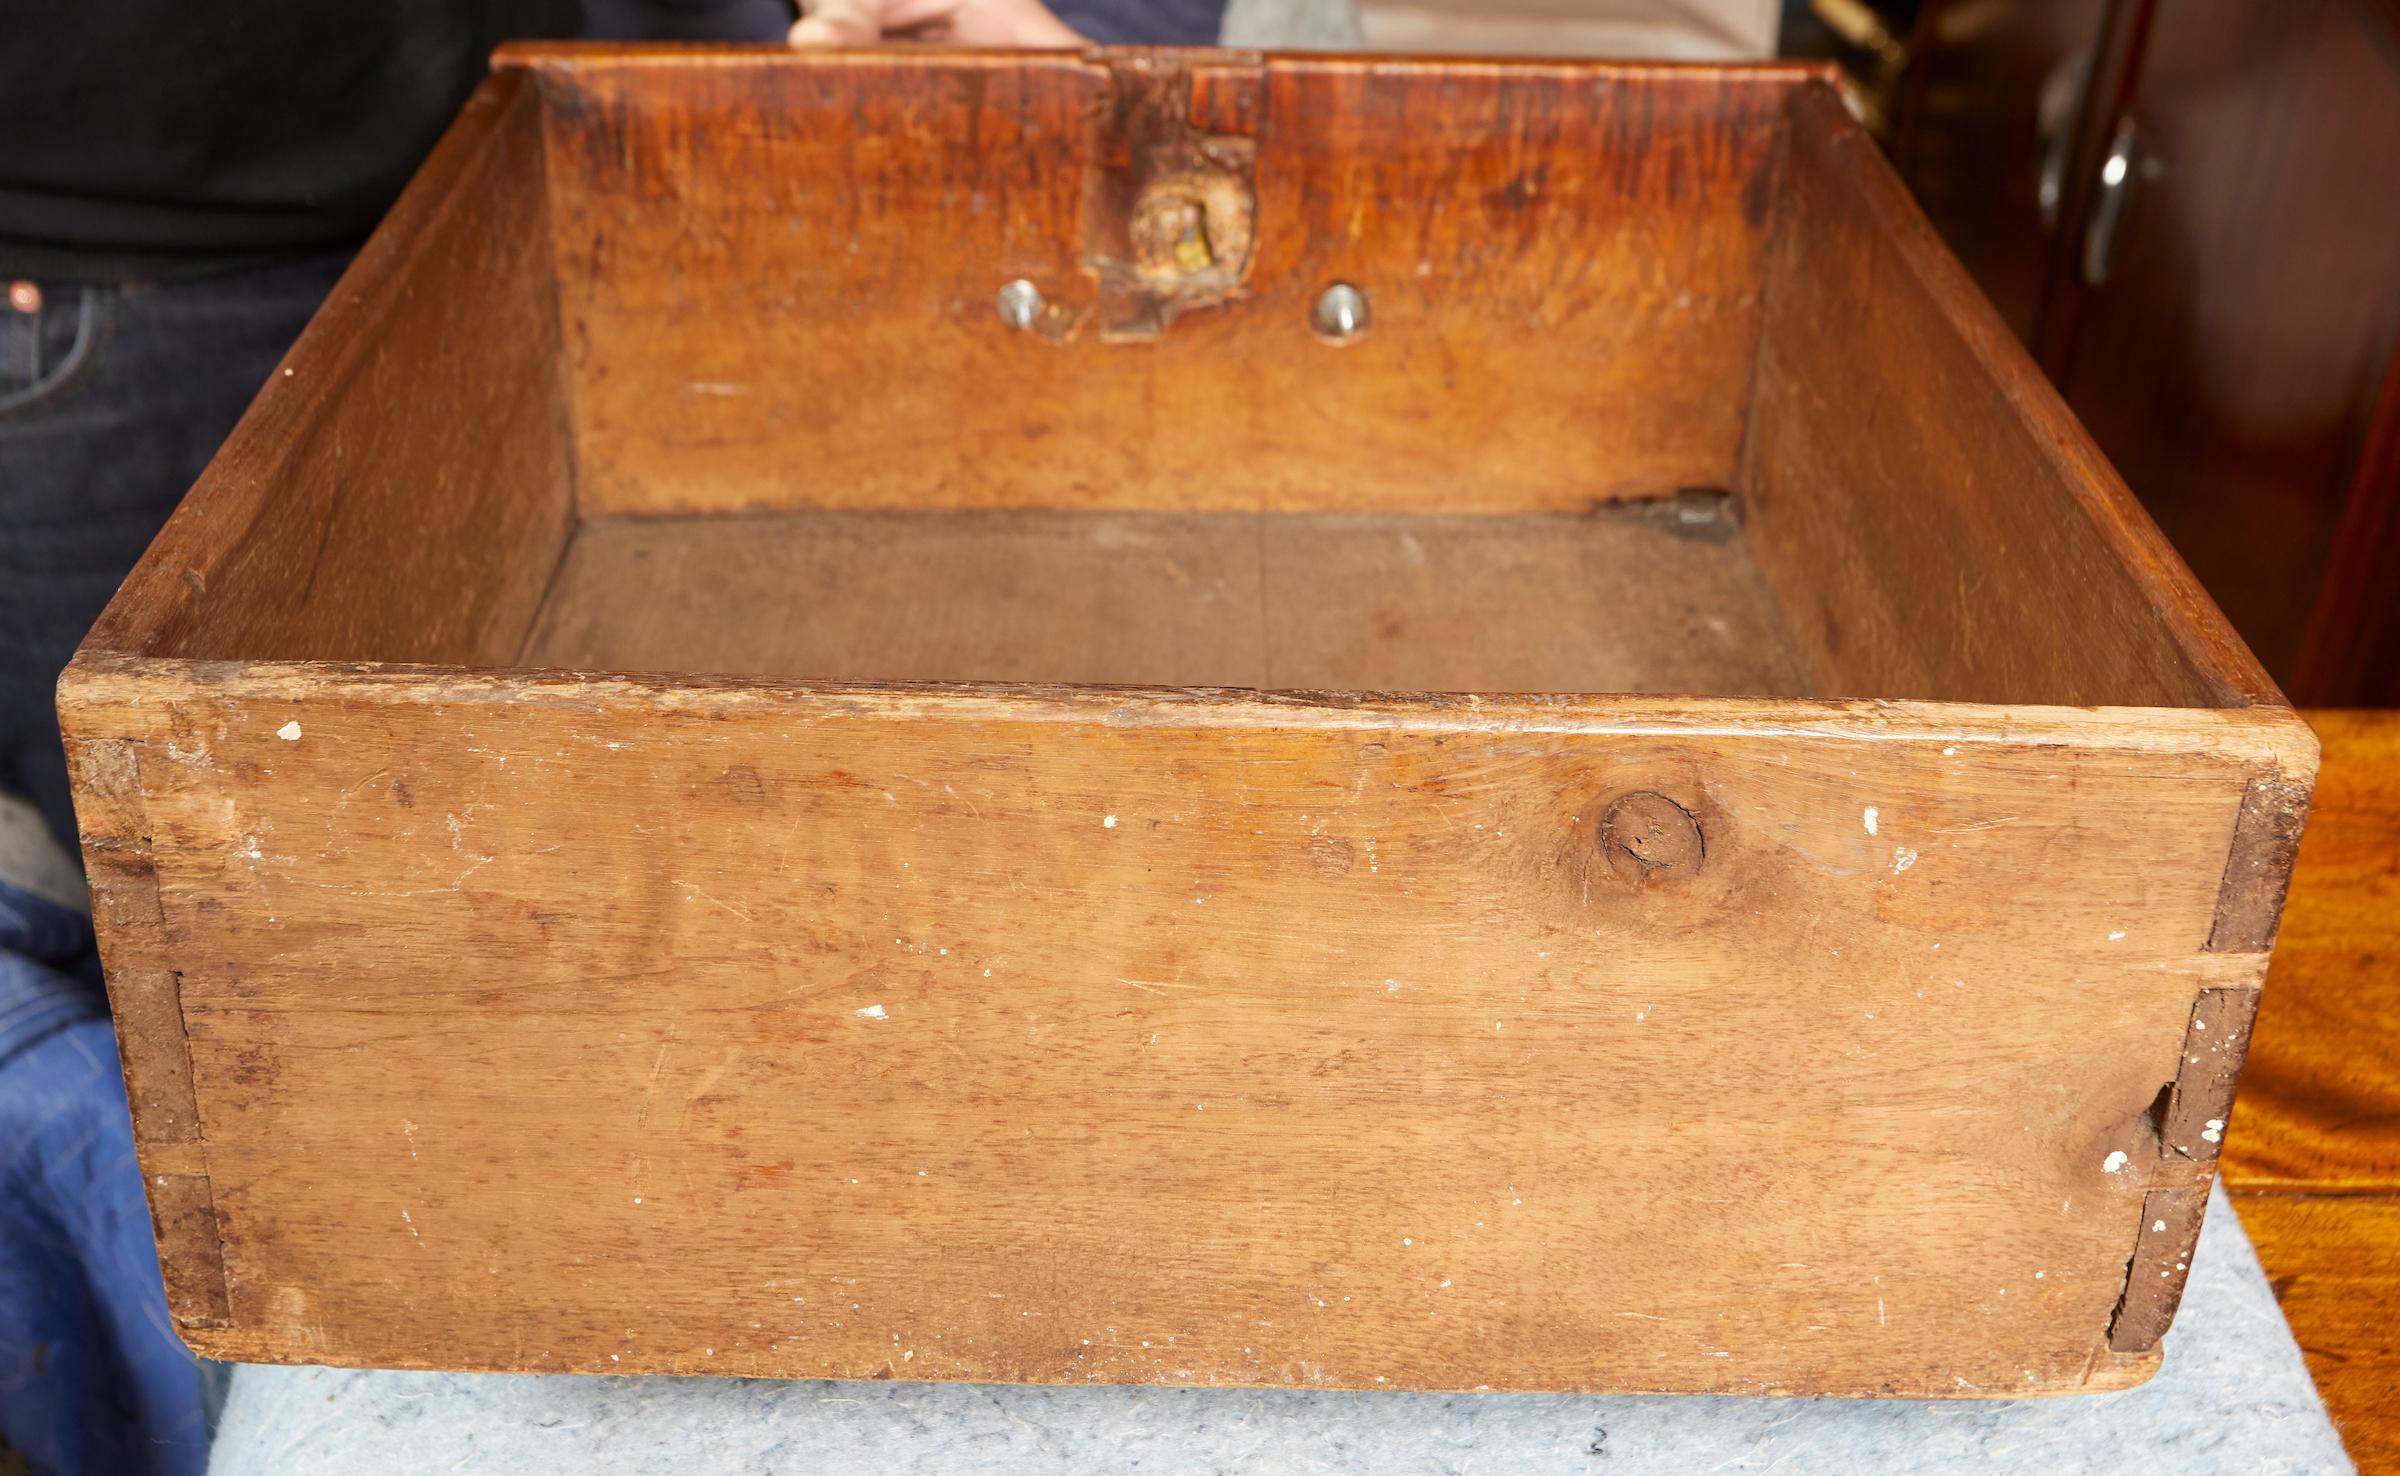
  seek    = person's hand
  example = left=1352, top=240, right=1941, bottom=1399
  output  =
left=789, top=0, right=1083, bottom=46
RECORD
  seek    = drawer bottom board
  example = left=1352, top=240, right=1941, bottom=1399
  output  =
left=520, top=504, right=1814, bottom=697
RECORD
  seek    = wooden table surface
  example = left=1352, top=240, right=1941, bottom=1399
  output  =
left=2224, top=710, right=2400, bottom=1471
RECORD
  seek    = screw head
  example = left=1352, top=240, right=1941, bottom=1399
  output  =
left=996, top=279, right=1045, bottom=331
left=1311, top=282, right=1371, bottom=341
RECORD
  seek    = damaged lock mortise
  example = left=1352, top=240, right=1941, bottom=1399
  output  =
left=1080, top=52, right=1261, bottom=341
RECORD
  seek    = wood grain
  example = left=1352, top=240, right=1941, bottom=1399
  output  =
left=56, top=50, right=2319, bottom=1396
left=86, top=72, right=576, bottom=669
left=522, top=504, right=1812, bottom=695
left=60, top=658, right=2304, bottom=1393
left=517, top=47, right=1792, bottom=518
left=2236, top=1195, right=2400, bottom=1474
left=1738, top=83, right=2275, bottom=711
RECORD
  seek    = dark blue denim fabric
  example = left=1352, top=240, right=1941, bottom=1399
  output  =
left=0, top=887, right=205, bottom=1475
left=2, top=256, right=339, bottom=1474
left=1055, top=0, right=1224, bottom=43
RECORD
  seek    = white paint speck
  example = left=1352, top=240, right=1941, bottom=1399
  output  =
left=2103, top=1150, right=2129, bottom=1174
left=1941, top=746, right=1957, bottom=756
left=2201, top=1119, right=2223, bottom=1144
left=856, top=1004, right=888, bottom=1020
left=1877, top=1298, right=1886, bottom=1325
left=633, top=1197, right=642, bottom=1205
left=276, top=720, right=303, bottom=741
left=1892, top=846, right=1918, bottom=875
left=1863, top=806, right=1879, bottom=836
left=1103, top=815, right=1118, bottom=828
left=2110, top=931, right=2128, bottom=941
left=1402, top=1237, right=1412, bottom=1246
left=2153, top=1219, right=2166, bottom=1232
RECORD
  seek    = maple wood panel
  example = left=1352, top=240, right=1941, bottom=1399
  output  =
left=67, top=663, right=2300, bottom=1393
left=526, top=48, right=1788, bottom=518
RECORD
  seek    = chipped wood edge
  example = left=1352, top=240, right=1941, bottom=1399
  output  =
left=62, top=735, right=230, bottom=1330
left=2104, top=718, right=2315, bottom=1353
left=58, top=652, right=2324, bottom=766
left=2207, top=775, right=2316, bottom=953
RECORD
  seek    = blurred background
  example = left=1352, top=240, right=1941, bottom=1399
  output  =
left=1378, top=0, right=2400, bottom=710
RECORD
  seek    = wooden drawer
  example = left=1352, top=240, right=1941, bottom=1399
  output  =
left=61, top=45, right=2316, bottom=1398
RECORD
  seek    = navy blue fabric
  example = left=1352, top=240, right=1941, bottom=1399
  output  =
left=0, top=255, right=347, bottom=855
left=0, top=880, right=103, bottom=1065
left=0, top=885, right=205, bottom=1475
left=1, top=254, right=336, bottom=1474
left=1054, top=0, right=1224, bottom=43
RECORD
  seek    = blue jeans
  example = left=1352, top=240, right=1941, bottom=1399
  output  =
left=0, top=253, right=349, bottom=855
left=0, top=253, right=344, bottom=1476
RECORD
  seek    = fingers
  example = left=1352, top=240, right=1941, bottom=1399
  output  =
left=788, top=0, right=886, bottom=45
left=951, top=0, right=1083, bottom=47
left=789, top=0, right=1082, bottom=46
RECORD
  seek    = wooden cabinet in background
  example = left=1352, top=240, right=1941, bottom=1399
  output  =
left=1893, top=0, right=2400, bottom=703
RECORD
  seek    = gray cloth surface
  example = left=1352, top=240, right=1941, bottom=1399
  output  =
left=1224, top=0, right=1365, bottom=48
left=206, top=1187, right=2351, bottom=1475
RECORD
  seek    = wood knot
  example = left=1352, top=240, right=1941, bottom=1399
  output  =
left=1597, top=792, right=1704, bottom=882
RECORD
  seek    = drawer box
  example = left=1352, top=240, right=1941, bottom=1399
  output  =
left=62, top=45, right=2316, bottom=1397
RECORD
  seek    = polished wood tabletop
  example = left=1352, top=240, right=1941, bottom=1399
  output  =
left=2226, top=711, right=2400, bottom=1471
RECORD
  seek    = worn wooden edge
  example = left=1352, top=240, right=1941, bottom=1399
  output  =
left=2207, top=777, right=2317, bottom=954
left=494, top=39, right=1839, bottom=90
left=60, top=736, right=231, bottom=1329
left=2106, top=1186, right=2210, bottom=1354
left=78, top=70, right=539, bottom=662
left=1777, top=81, right=2286, bottom=714
left=159, top=1325, right=2165, bottom=1398
left=58, top=652, right=2320, bottom=764
left=520, top=61, right=584, bottom=651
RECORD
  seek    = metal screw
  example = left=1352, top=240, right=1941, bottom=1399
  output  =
left=1311, top=282, right=1370, bottom=341
left=996, top=279, right=1045, bottom=331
